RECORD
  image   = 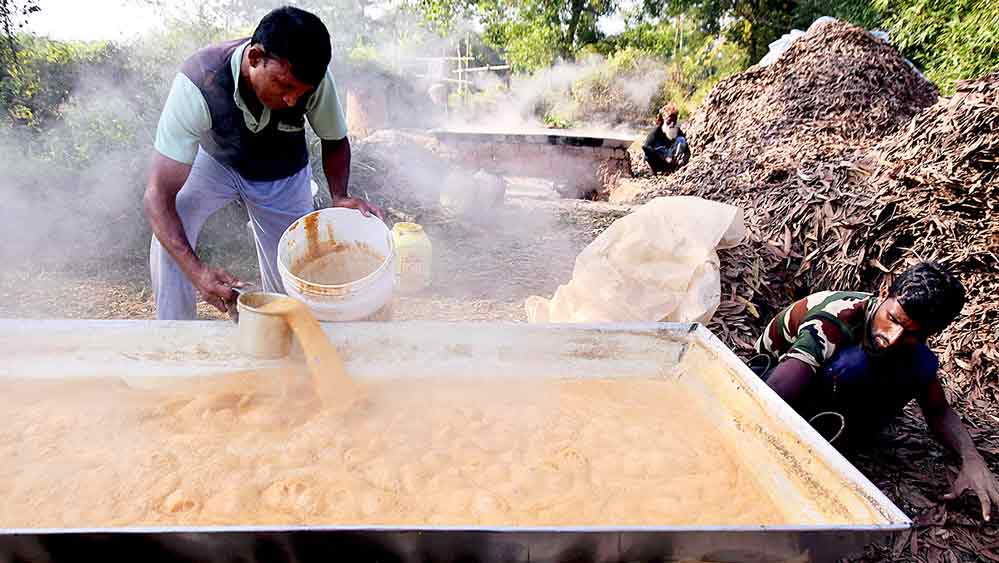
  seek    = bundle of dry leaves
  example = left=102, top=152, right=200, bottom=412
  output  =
left=637, top=21, right=996, bottom=403
left=631, top=19, right=997, bottom=563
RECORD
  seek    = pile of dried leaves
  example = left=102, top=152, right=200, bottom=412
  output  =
left=851, top=73, right=999, bottom=403
left=663, top=19, right=936, bottom=204
left=634, top=20, right=940, bottom=355
left=849, top=406, right=999, bottom=563
left=709, top=71, right=997, bottom=404
left=628, top=19, right=998, bottom=563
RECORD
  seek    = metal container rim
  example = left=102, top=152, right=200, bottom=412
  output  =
left=0, top=522, right=912, bottom=535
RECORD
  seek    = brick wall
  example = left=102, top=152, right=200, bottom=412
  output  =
left=439, top=136, right=633, bottom=198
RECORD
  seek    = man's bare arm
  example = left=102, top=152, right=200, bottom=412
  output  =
left=321, top=137, right=381, bottom=218
left=922, top=380, right=982, bottom=462
left=321, top=137, right=350, bottom=200
left=142, top=152, right=237, bottom=312
left=144, top=154, right=198, bottom=278
left=765, top=357, right=815, bottom=409
left=919, top=379, right=999, bottom=520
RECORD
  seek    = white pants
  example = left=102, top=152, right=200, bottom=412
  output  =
left=150, top=149, right=313, bottom=320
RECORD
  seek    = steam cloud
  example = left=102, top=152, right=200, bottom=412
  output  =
left=1, top=2, right=655, bottom=319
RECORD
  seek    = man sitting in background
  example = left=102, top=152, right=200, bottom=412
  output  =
left=751, top=262, right=999, bottom=520
left=642, top=103, right=690, bottom=175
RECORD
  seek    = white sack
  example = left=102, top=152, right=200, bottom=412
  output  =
left=759, top=29, right=806, bottom=67
left=526, top=196, right=744, bottom=324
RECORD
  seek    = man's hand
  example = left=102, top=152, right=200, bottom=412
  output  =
left=920, top=379, right=998, bottom=521
left=944, top=455, right=999, bottom=521
left=332, top=196, right=383, bottom=220
left=193, top=266, right=241, bottom=313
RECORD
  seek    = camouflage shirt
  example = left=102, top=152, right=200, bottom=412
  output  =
left=756, top=291, right=879, bottom=372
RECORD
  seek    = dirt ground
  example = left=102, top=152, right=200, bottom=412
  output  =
left=1, top=182, right=997, bottom=562
left=0, top=181, right=620, bottom=322
left=850, top=411, right=999, bottom=562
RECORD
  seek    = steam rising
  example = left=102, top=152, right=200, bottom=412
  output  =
left=0, top=80, right=154, bottom=271
left=0, top=3, right=661, bottom=318
left=445, top=53, right=665, bottom=134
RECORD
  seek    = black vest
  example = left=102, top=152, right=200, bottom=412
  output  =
left=180, top=38, right=310, bottom=181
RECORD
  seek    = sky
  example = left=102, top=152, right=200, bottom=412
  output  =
left=27, top=0, right=164, bottom=41
left=27, top=0, right=630, bottom=42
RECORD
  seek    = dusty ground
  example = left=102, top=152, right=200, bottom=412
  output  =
left=850, top=411, right=999, bottom=562
left=0, top=181, right=621, bottom=322
left=1, top=180, right=997, bottom=562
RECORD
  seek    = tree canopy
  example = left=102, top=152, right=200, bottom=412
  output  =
left=1, top=0, right=39, bottom=63
left=419, top=0, right=617, bottom=71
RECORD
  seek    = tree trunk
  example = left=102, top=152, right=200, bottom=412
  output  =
left=1, top=4, right=16, bottom=87
left=563, top=0, right=585, bottom=60
left=1, top=0, right=18, bottom=63
left=740, top=0, right=764, bottom=63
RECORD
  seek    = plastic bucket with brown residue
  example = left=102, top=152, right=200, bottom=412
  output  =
left=277, top=208, right=395, bottom=321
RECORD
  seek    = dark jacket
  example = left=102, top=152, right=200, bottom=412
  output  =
left=180, top=38, right=312, bottom=181
left=643, top=124, right=685, bottom=151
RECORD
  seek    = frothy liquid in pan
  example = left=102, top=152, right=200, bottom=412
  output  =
left=0, top=372, right=786, bottom=528
left=0, top=304, right=788, bottom=528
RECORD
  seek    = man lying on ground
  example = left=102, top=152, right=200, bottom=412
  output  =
left=750, top=262, right=999, bottom=520
left=642, top=103, right=690, bottom=175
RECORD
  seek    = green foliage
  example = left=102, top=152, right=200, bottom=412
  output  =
left=543, top=111, right=572, bottom=128
left=486, top=16, right=563, bottom=72
left=516, top=32, right=745, bottom=128
left=791, top=0, right=882, bottom=30
left=873, top=0, right=999, bottom=94
left=1, top=36, right=114, bottom=128
left=571, top=13, right=746, bottom=125
left=565, top=48, right=658, bottom=124
left=657, top=36, right=746, bottom=119
left=451, top=2, right=748, bottom=128
left=2, top=24, right=233, bottom=172
left=0, top=0, right=39, bottom=56
left=419, top=0, right=616, bottom=72
left=643, top=0, right=796, bottom=63
left=639, top=0, right=996, bottom=92
left=594, top=20, right=679, bottom=57
left=1, top=0, right=40, bottom=119
left=413, top=0, right=997, bottom=94
left=416, top=0, right=472, bottom=33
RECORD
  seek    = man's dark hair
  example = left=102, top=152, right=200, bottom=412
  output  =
left=251, top=6, right=331, bottom=86
left=889, top=261, right=966, bottom=334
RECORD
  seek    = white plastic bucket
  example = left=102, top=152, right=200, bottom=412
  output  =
left=277, top=208, right=395, bottom=321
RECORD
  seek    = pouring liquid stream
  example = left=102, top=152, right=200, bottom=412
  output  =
left=258, top=297, right=363, bottom=408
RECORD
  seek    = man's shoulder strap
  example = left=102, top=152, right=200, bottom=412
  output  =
left=180, top=37, right=249, bottom=86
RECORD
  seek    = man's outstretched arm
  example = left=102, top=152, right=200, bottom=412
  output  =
left=919, top=379, right=999, bottom=521
left=143, top=153, right=239, bottom=312
left=321, top=137, right=382, bottom=218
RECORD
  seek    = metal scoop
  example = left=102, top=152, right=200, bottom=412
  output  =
left=226, top=284, right=256, bottom=324
left=230, top=288, right=294, bottom=359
